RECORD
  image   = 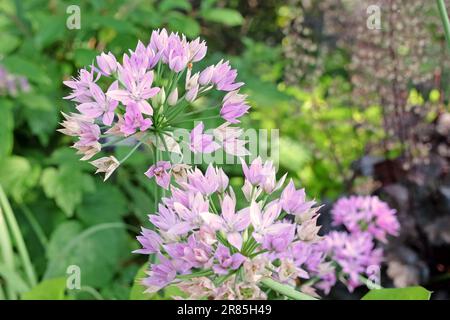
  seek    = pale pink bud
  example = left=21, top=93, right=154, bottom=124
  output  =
left=167, top=88, right=178, bottom=106
left=199, top=66, right=214, bottom=86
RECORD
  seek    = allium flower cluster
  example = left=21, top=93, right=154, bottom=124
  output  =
left=0, top=65, right=30, bottom=96
left=331, top=195, right=400, bottom=242
left=134, top=157, right=323, bottom=299
left=60, top=29, right=250, bottom=181
left=309, top=195, right=400, bottom=293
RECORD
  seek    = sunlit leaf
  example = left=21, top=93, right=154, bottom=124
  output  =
left=362, top=286, right=432, bottom=300
left=22, top=278, right=67, bottom=300
left=40, top=166, right=95, bottom=217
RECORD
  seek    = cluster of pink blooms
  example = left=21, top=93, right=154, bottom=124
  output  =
left=135, top=160, right=400, bottom=298
left=331, top=195, right=400, bottom=242
left=135, top=157, right=326, bottom=299
left=59, top=29, right=250, bottom=181
left=0, top=65, right=30, bottom=96
left=308, top=195, right=400, bottom=293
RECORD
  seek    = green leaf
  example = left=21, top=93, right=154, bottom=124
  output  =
left=22, top=278, right=67, bottom=300
left=0, top=156, right=40, bottom=202
left=2, top=56, right=51, bottom=85
left=0, top=104, right=13, bottom=158
left=19, top=93, right=58, bottom=146
left=167, top=12, right=201, bottom=38
left=0, top=33, right=20, bottom=54
left=77, top=183, right=128, bottom=226
left=46, top=221, right=84, bottom=259
left=44, top=222, right=130, bottom=288
left=34, top=16, right=67, bottom=49
left=73, top=48, right=98, bottom=68
left=201, top=8, right=244, bottom=26
left=40, top=166, right=95, bottom=217
left=159, top=0, right=192, bottom=12
left=362, top=286, right=432, bottom=300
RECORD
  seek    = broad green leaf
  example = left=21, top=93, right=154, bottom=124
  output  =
left=40, top=166, right=95, bottom=217
left=19, top=93, right=58, bottom=146
left=2, top=56, right=51, bottom=85
left=167, top=12, right=200, bottom=38
left=77, top=183, right=128, bottom=226
left=362, top=286, right=432, bottom=300
left=159, top=0, right=192, bottom=12
left=45, top=222, right=130, bottom=288
left=46, top=221, right=84, bottom=259
left=34, top=16, right=67, bottom=49
left=0, top=33, right=20, bottom=54
left=83, top=15, right=137, bottom=34
left=73, top=48, right=98, bottom=68
left=22, top=278, right=66, bottom=300
left=47, top=148, right=92, bottom=171
left=0, top=156, right=40, bottom=202
left=201, top=8, right=244, bottom=26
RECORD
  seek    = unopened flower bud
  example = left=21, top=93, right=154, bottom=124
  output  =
left=186, top=84, right=199, bottom=102
left=168, top=88, right=178, bottom=106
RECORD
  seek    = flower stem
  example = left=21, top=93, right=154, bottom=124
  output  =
left=0, top=184, right=37, bottom=287
left=173, top=115, right=221, bottom=124
left=259, top=278, right=318, bottom=300
left=437, top=0, right=450, bottom=51
left=150, top=142, right=159, bottom=213
left=358, top=275, right=383, bottom=290
left=102, top=135, right=131, bottom=147
left=19, top=203, right=48, bottom=248
left=177, top=270, right=214, bottom=280
left=119, top=140, right=143, bottom=164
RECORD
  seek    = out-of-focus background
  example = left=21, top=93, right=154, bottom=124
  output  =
left=0, top=0, right=449, bottom=299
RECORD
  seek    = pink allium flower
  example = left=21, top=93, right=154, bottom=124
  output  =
left=63, top=67, right=99, bottom=102
left=189, top=122, right=220, bottom=154
left=220, top=90, right=250, bottom=123
left=134, top=158, right=325, bottom=298
left=281, top=180, right=317, bottom=216
left=211, top=60, right=244, bottom=91
left=107, top=68, right=159, bottom=115
left=134, top=228, right=162, bottom=254
left=142, top=254, right=177, bottom=292
left=200, top=194, right=250, bottom=250
left=331, top=195, right=400, bottom=242
left=213, top=244, right=246, bottom=275
left=76, top=81, right=119, bottom=126
left=61, top=29, right=248, bottom=175
left=145, top=161, right=172, bottom=189
left=214, top=123, right=249, bottom=157
left=319, top=231, right=383, bottom=293
left=120, top=102, right=153, bottom=136
left=96, top=52, right=118, bottom=76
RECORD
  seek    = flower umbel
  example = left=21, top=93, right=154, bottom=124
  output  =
left=134, top=158, right=324, bottom=299
left=60, top=29, right=249, bottom=181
